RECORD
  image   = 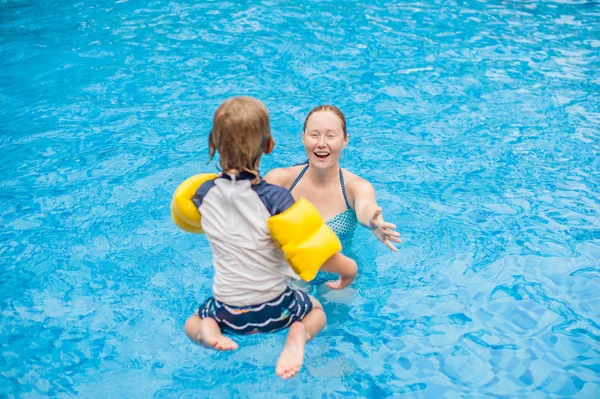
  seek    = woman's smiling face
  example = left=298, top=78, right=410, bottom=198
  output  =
left=302, top=111, right=348, bottom=169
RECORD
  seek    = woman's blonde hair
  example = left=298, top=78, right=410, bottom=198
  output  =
left=208, top=96, right=271, bottom=175
left=303, top=105, right=347, bottom=137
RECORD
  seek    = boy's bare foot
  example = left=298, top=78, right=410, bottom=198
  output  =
left=276, top=322, right=307, bottom=380
left=185, top=316, right=238, bottom=351
left=198, top=319, right=238, bottom=351
left=203, top=334, right=238, bottom=351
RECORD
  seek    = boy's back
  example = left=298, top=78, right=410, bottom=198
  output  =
left=192, top=171, right=298, bottom=306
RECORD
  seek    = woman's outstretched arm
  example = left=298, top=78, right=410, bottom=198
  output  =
left=352, top=179, right=401, bottom=251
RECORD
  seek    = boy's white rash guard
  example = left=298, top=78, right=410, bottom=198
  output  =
left=192, top=172, right=300, bottom=307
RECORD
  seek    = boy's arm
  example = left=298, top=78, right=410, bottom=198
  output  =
left=268, top=197, right=347, bottom=282
left=320, top=252, right=357, bottom=290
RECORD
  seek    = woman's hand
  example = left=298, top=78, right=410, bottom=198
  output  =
left=369, top=207, right=401, bottom=251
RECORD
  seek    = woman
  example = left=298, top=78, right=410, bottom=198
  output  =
left=265, top=105, right=400, bottom=251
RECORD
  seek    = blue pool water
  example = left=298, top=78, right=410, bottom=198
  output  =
left=1, top=0, right=599, bottom=397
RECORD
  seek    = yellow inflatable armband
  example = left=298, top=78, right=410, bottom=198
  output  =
left=171, top=173, right=218, bottom=234
left=267, top=198, right=342, bottom=281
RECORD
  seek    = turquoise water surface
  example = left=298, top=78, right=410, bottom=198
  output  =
left=1, top=0, right=599, bottom=397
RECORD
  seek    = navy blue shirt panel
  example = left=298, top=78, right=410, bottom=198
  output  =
left=192, top=180, right=217, bottom=209
left=251, top=181, right=295, bottom=216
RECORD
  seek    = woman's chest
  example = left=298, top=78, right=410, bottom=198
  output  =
left=291, top=183, right=348, bottom=221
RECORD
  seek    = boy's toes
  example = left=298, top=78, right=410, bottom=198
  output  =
left=282, top=366, right=300, bottom=380
left=214, top=336, right=238, bottom=351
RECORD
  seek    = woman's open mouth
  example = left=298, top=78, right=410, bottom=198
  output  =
left=314, top=151, right=330, bottom=160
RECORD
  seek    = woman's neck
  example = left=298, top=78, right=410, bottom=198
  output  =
left=306, top=163, right=339, bottom=186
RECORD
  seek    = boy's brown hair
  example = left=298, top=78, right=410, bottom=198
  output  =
left=209, top=96, right=272, bottom=175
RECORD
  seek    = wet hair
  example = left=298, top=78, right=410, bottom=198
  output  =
left=208, top=96, right=271, bottom=175
left=303, top=105, right=347, bottom=137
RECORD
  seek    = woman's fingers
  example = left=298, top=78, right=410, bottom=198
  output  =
left=378, top=226, right=401, bottom=249
left=380, top=225, right=400, bottom=238
left=384, top=230, right=401, bottom=237
left=383, top=239, right=399, bottom=252
left=380, top=222, right=397, bottom=230
left=372, top=210, right=401, bottom=251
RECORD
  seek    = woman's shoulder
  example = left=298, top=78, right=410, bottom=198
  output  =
left=264, top=164, right=305, bottom=189
left=341, top=168, right=375, bottom=195
left=341, top=168, right=371, bottom=186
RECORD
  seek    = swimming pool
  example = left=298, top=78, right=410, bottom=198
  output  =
left=1, top=0, right=599, bottom=397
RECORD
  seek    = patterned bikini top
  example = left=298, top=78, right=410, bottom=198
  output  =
left=289, top=164, right=358, bottom=238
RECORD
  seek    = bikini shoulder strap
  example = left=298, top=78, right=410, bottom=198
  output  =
left=289, top=163, right=310, bottom=192
left=339, top=169, right=352, bottom=209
